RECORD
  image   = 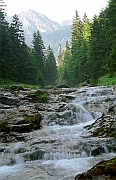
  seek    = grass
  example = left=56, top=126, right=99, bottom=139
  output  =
left=98, top=74, right=116, bottom=86
left=0, top=78, right=56, bottom=90
left=0, top=78, right=49, bottom=103
left=0, top=74, right=116, bottom=89
left=0, top=78, right=41, bottom=90
left=0, top=78, right=18, bottom=87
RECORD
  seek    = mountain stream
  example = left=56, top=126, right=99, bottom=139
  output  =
left=0, top=86, right=116, bottom=180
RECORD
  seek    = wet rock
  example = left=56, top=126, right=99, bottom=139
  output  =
left=85, top=114, right=115, bottom=138
left=0, top=93, right=22, bottom=106
left=74, top=157, right=116, bottom=180
left=0, top=111, right=41, bottom=134
left=56, top=84, right=70, bottom=88
left=0, top=85, right=116, bottom=176
left=24, top=149, right=44, bottom=161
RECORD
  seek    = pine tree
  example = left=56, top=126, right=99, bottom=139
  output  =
left=78, top=13, right=91, bottom=83
left=25, top=46, right=37, bottom=85
left=32, top=30, right=45, bottom=86
left=71, top=11, right=82, bottom=85
left=9, top=14, right=26, bottom=82
left=88, top=15, right=103, bottom=83
left=45, top=45, right=57, bottom=85
left=105, top=0, right=116, bottom=76
left=58, top=44, right=72, bottom=85
left=0, top=0, right=13, bottom=81
left=71, top=10, right=83, bottom=52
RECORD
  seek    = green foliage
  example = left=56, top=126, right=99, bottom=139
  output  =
left=0, top=0, right=115, bottom=87
left=32, top=30, right=45, bottom=86
left=58, top=11, right=91, bottom=86
left=104, top=0, right=116, bottom=76
left=36, top=93, right=48, bottom=103
left=98, top=74, right=116, bottom=86
left=28, top=90, right=49, bottom=103
left=44, top=45, right=58, bottom=86
left=0, top=4, right=58, bottom=87
left=57, top=47, right=73, bottom=85
left=113, top=157, right=116, bottom=163
left=58, top=0, right=116, bottom=86
left=22, top=84, right=41, bottom=89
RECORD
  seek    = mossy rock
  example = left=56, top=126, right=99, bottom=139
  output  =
left=8, top=113, right=41, bottom=133
left=0, top=121, right=9, bottom=132
left=75, top=157, right=116, bottom=180
left=23, top=113, right=41, bottom=129
left=28, top=90, right=49, bottom=103
left=11, top=85, right=24, bottom=91
left=0, top=112, right=41, bottom=133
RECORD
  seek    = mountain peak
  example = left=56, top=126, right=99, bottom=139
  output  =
left=18, top=9, right=61, bottom=34
left=6, top=9, right=71, bottom=54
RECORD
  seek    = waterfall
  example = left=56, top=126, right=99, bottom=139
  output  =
left=14, top=154, right=24, bottom=165
left=102, top=144, right=109, bottom=154
left=42, top=152, right=82, bottom=161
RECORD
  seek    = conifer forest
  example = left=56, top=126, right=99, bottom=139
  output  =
left=0, top=0, right=116, bottom=87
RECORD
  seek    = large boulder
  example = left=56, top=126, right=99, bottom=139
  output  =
left=0, top=108, right=41, bottom=133
left=83, top=111, right=116, bottom=138
left=0, top=93, right=22, bottom=106
left=74, top=157, right=116, bottom=180
left=0, top=106, right=41, bottom=143
left=56, top=84, right=70, bottom=88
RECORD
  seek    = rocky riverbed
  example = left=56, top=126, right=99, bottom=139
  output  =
left=0, top=85, right=116, bottom=180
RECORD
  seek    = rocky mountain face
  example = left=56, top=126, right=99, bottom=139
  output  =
left=19, top=9, right=60, bottom=34
left=6, top=9, right=72, bottom=54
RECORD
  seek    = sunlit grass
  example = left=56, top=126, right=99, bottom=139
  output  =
left=98, top=74, right=116, bottom=86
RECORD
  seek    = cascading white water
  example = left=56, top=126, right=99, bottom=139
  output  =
left=0, top=86, right=116, bottom=180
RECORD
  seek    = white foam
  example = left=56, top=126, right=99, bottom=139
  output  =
left=0, top=164, right=23, bottom=176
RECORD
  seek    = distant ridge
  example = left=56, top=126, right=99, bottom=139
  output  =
left=7, top=9, right=72, bottom=54
left=61, top=19, right=73, bottom=26
left=18, top=9, right=61, bottom=34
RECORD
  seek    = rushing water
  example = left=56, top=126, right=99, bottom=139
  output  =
left=0, top=86, right=116, bottom=180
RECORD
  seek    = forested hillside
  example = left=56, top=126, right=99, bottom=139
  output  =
left=6, top=10, right=72, bottom=56
left=58, top=0, right=116, bottom=86
left=0, top=0, right=57, bottom=86
left=0, top=0, right=116, bottom=87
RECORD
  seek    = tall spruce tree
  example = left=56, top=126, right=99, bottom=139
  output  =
left=45, top=45, right=57, bottom=85
left=25, top=46, right=37, bottom=85
left=71, top=10, right=83, bottom=85
left=32, top=30, right=45, bottom=86
left=78, top=13, right=91, bottom=83
left=58, top=0, right=115, bottom=86
left=61, top=47, right=72, bottom=85
left=58, top=11, right=91, bottom=86
left=0, top=0, right=13, bottom=81
left=88, top=15, right=104, bottom=83
left=105, top=0, right=116, bottom=76
left=9, top=14, right=26, bottom=82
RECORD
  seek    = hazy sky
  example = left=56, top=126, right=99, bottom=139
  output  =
left=5, top=0, right=109, bottom=23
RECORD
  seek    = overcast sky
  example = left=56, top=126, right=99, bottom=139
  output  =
left=5, top=0, right=109, bottom=23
